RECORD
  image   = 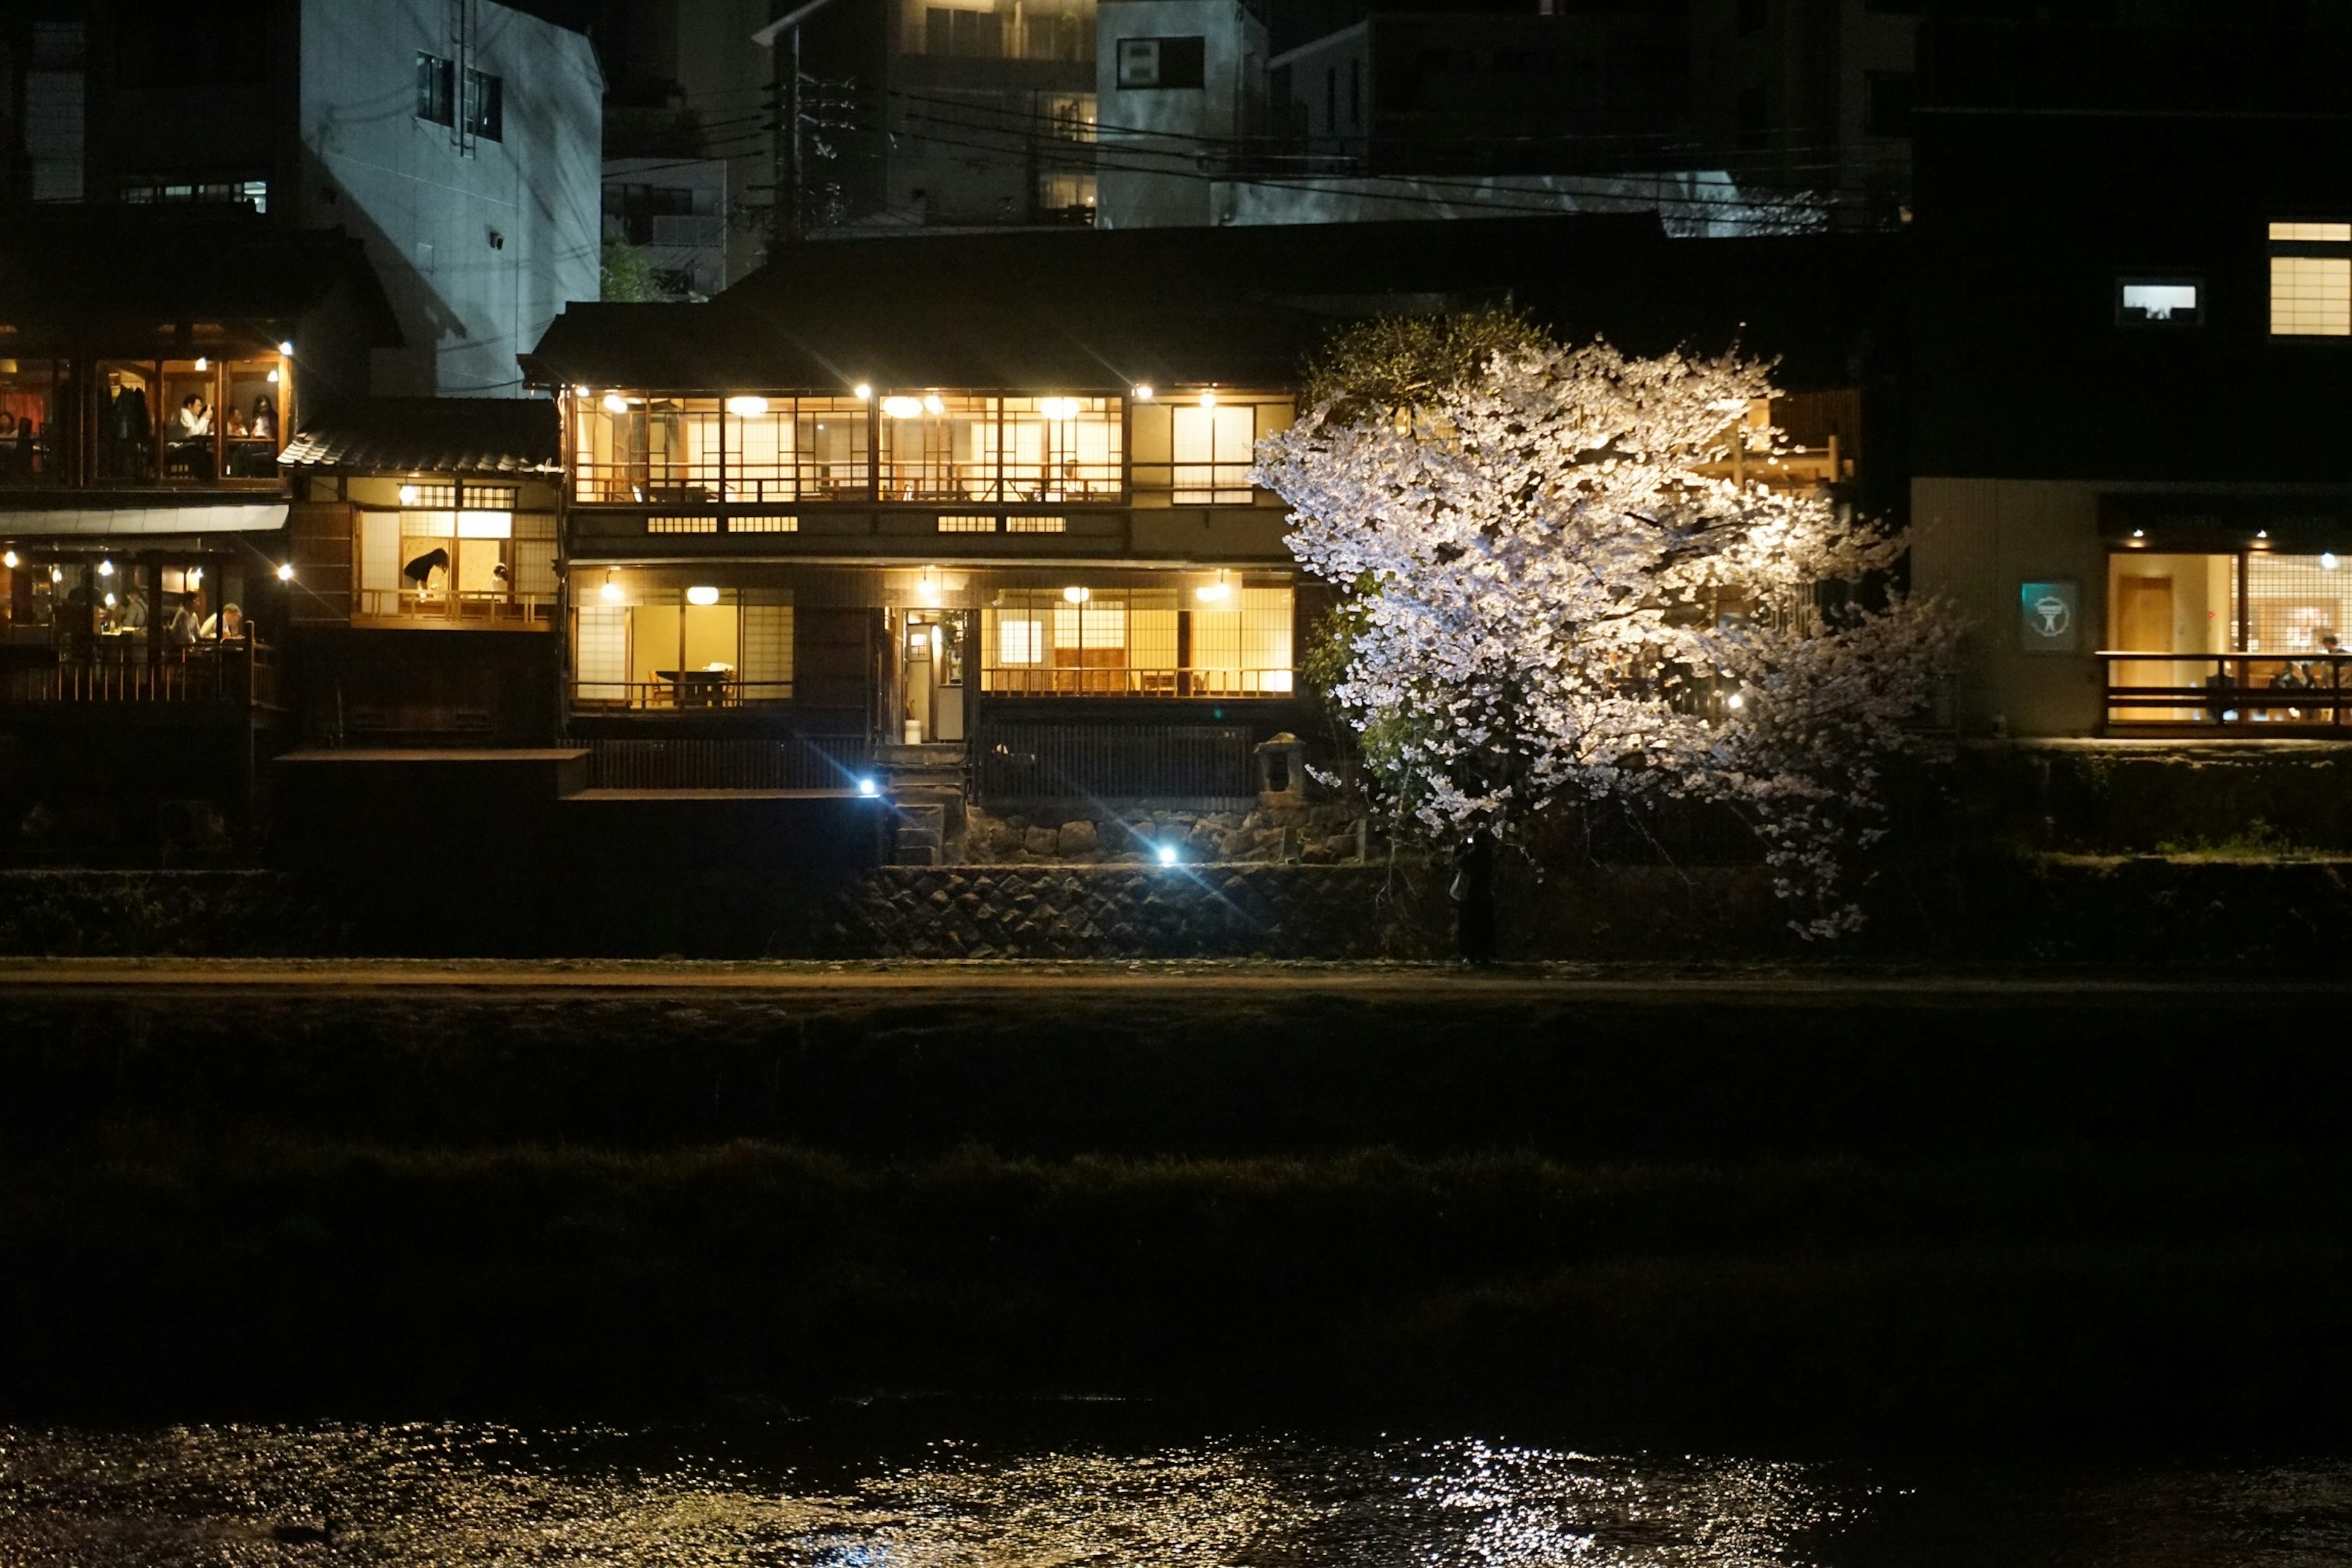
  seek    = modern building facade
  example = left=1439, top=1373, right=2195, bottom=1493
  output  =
left=0, top=0, right=603, bottom=397
left=1905, top=16, right=2352, bottom=739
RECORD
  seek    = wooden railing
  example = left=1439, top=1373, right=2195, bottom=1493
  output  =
left=981, top=665, right=1294, bottom=698
left=571, top=676, right=795, bottom=711
left=2103, top=651, right=2352, bottom=728
left=586, top=734, right=872, bottom=791
left=1, top=643, right=276, bottom=706
left=974, top=720, right=1256, bottom=804
left=357, top=589, right=555, bottom=626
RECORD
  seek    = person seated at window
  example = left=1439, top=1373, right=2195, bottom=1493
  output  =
left=250, top=395, right=277, bottom=443
left=172, top=395, right=215, bottom=479
left=200, top=601, right=245, bottom=640
left=162, top=600, right=200, bottom=648
left=225, top=407, right=249, bottom=438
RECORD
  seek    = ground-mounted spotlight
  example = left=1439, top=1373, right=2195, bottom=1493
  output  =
left=1156, top=843, right=1179, bottom=867
left=857, top=777, right=879, bottom=798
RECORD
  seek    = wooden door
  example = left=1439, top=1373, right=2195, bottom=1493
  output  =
left=2114, top=576, right=2174, bottom=690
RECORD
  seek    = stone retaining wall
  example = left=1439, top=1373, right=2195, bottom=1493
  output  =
left=810, top=862, right=1452, bottom=959
left=959, top=802, right=1372, bottom=866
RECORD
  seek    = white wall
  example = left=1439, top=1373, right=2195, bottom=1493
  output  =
left=1096, top=0, right=1266, bottom=229
left=299, top=0, right=602, bottom=396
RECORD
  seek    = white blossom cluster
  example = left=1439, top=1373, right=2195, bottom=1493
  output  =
left=1254, top=339, right=1963, bottom=938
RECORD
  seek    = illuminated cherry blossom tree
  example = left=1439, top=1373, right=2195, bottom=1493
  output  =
left=1255, top=332, right=1961, bottom=938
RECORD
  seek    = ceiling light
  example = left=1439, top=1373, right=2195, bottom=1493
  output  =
left=398, top=483, right=420, bottom=505
left=725, top=395, right=769, bottom=417
left=922, top=394, right=944, bottom=416
left=1196, top=573, right=1231, bottom=603
left=687, top=584, right=720, bottom=605
left=278, top=340, right=295, bottom=355
left=189, top=566, right=202, bottom=584
left=602, top=392, right=629, bottom=414
left=572, top=385, right=590, bottom=396
left=1197, top=390, right=1217, bottom=408
left=1062, top=585, right=1090, bottom=605
left=1, top=550, right=15, bottom=570
left=2131, top=529, right=2145, bottom=539
left=193, top=356, right=208, bottom=371
left=277, top=562, right=295, bottom=582
left=1133, top=384, right=1153, bottom=401
left=881, top=396, right=924, bottom=419
left=97, top=558, right=113, bottom=576
left=601, top=572, right=622, bottom=603
left=1039, top=396, right=1081, bottom=420
left=854, top=383, right=872, bottom=400
left=2326, top=553, right=2341, bottom=571
left=266, top=369, right=280, bottom=383
left=104, top=592, right=116, bottom=608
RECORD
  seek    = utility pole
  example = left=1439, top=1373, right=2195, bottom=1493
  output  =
left=753, top=0, right=849, bottom=249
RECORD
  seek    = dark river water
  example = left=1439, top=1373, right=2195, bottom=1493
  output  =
left=3, top=1417, right=2348, bottom=1566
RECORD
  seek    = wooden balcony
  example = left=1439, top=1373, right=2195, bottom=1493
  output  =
left=0, top=641, right=278, bottom=708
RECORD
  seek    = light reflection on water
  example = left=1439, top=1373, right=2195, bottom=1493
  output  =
left=0, top=1421, right=2345, bottom=1567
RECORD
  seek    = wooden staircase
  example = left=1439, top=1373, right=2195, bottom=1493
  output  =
left=876, top=742, right=967, bottom=865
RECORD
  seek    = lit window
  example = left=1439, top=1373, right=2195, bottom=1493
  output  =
left=2117, top=279, right=2201, bottom=326
left=647, top=516, right=720, bottom=534
left=1000, top=618, right=1044, bottom=665
left=2269, top=221, right=2351, bottom=337
left=1006, top=516, right=1068, bottom=533
left=938, top=514, right=997, bottom=533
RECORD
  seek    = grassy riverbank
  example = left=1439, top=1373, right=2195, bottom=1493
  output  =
left=4, top=970, right=2350, bottom=1444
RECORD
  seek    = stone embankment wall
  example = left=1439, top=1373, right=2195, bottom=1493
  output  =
left=959, top=802, right=1372, bottom=866
left=812, top=863, right=1450, bottom=959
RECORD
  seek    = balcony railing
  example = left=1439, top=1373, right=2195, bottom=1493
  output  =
left=573, top=462, right=871, bottom=506
left=1, top=643, right=277, bottom=707
left=2103, top=651, right=2352, bottom=728
left=981, top=665, right=1294, bottom=698
left=357, top=589, right=555, bottom=627
left=573, top=675, right=795, bottom=711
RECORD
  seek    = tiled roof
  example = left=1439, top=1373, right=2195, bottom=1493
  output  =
left=277, top=398, right=563, bottom=475
left=524, top=214, right=1905, bottom=394
left=0, top=213, right=400, bottom=348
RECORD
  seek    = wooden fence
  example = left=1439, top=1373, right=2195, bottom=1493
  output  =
left=974, top=721, right=1255, bottom=806
left=584, top=734, right=872, bottom=792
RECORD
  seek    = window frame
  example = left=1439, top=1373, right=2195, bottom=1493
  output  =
left=2116, top=275, right=2205, bottom=329
left=416, top=52, right=456, bottom=127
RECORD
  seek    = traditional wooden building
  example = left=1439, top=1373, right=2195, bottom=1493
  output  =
left=526, top=216, right=1897, bottom=853
left=0, top=216, right=397, bottom=851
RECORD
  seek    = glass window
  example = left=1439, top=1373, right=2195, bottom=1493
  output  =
left=2117, top=279, right=2201, bottom=326
left=881, top=393, right=997, bottom=502
left=1132, top=393, right=1293, bottom=507
left=1000, top=396, right=1122, bottom=500
left=571, top=583, right=794, bottom=709
left=417, top=53, right=455, bottom=126
left=577, top=393, right=867, bottom=505
left=94, top=364, right=158, bottom=482
left=0, top=358, right=69, bottom=483
left=2269, top=222, right=2352, bottom=337
left=464, top=70, right=503, bottom=141
left=358, top=502, right=554, bottom=624
left=979, top=584, right=1293, bottom=696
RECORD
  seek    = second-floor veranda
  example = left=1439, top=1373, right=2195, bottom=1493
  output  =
left=0, top=346, right=296, bottom=494
left=562, top=385, right=1297, bottom=513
